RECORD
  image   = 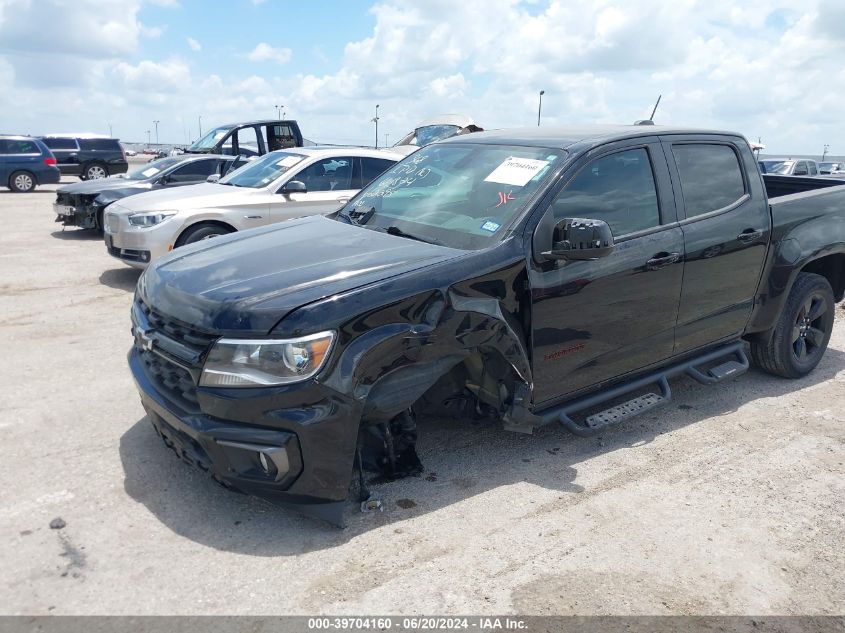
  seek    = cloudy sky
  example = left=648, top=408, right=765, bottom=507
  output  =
left=1, top=0, right=844, bottom=154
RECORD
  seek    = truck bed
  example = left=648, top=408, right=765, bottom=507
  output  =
left=763, top=173, right=845, bottom=199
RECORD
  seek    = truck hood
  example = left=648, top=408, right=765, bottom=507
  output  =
left=139, top=215, right=463, bottom=334
left=58, top=177, right=151, bottom=195
left=112, top=182, right=249, bottom=213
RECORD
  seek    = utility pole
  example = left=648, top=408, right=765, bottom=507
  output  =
left=153, top=120, right=160, bottom=146
left=537, top=90, right=544, bottom=126
left=372, top=104, right=380, bottom=149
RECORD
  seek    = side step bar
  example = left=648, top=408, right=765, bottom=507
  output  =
left=538, top=342, right=750, bottom=437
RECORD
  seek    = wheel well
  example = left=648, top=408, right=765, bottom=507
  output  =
left=175, top=220, right=237, bottom=247
left=9, top=170, right=36, bottom=186
left=801, top=254, right=845, bottom=301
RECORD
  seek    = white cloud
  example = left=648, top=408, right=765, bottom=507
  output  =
left=187, top=37, right=201, bottom=52
left=140, top=23, right=165, bottom=38
left=247, top=42, right=292, bottom=65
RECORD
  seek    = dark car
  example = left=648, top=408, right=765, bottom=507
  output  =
left=130, top=125, right=845, bottom=525
left=182, top=120, right=304, bottom=157
left=54, top=154, right=243, bottom=231
left=40, top=135, right=128, bottom=180
left=0, top=135, right=60, bottom=192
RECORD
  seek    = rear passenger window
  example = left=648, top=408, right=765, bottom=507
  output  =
left=808, top=162, right=818, bottom=176
left=357, top=158, right=396, bottom=188
left=5, top=140, right=40, bottom=154
left=42, top=137, right=78, bottom=150
left=672, top=144, right=746, bottom=217
left=551, top=148, right=660, bottom=236
left=79, top=138, right=121, bottom=151
left=170, top=159, right=218, bottom=182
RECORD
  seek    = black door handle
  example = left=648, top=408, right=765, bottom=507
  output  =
left=737, top=228, right=763, bottom=242
left=646, top=252, right=680, bottom=270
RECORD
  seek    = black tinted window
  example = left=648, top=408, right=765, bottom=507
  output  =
left=673, top=144, right=746, bottom=217
left=358, top=158, right=396, bottom=188
left=170, top=159, right=218, bottom=182
left=78, top=138, right=121, bottom=151
left=42, top=137, right=77, bottom=150
left=296, top=157, right=353, bottom=192
left=552, top=148, right=660, bottom=236
left=3, top=139, right=41, bottom=154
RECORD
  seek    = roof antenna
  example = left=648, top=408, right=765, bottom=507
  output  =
left=634, top=94, right=661, bottom=126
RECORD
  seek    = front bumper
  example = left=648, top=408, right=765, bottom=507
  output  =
left=54, top=202, right=99, bottom=229
left=104, top=211, right=173, bottom=269
left=129, top=344, right=363, bottom=511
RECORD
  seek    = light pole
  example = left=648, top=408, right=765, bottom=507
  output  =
left=385, top=133, right=390, bottom=147
left=198, top=115, right=202, bottom=138
left=275, top=105, right=283, bottom=120
left=146, top=130, right=151, bottom=147
left=108, top=123, right=113, bottom=137
left=372, top=104, right=380, bottom=149
left=822, top=144, right=830, bottom=162
left=153, top=120, right=160, bottom=146
left=537, top=90, right=545, bottom=126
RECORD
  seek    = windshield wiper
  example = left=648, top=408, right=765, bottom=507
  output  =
left=385, top=225, right=437, bottom=244
left=343, top=205, right=376, bottom=225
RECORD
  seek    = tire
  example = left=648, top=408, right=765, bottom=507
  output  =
left=176, top=223, right=234, bottom=247
left=83, top=163, right=108, bottom=180
left=9, top=171, right=36, bottom=193
left=750, top=272, right=835, bottom=378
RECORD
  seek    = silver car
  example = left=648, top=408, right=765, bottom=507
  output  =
left=103, top=147, right=400, bottom=268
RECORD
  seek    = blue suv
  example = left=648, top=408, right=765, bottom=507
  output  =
left=0, top=136, right=61, bottom=192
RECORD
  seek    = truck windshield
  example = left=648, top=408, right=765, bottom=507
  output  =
left=338, top=143, right=564, bottom=249
left=124, top=157, right=184, bottom=180
left=413, top=124, right=462, bottom=147
left=762, top=160, right=794, bottom=174
left=218, top=151, right=305, bottom=188
left=189, top=126, right=233, bottom=151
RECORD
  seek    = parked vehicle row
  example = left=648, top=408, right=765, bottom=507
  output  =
left=123, top=124, right=845, bottom=525
left=758, top=157, right=820, bottom=176
left=54, top=154, right=244, bottom=230
left=104, top=147, right=399, bottom=267
left=41, top=134, right=128, bottom=180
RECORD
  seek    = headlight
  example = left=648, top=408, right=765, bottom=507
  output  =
left=199, top=331, right=336, bottom=387
left=128, top=210, right=177, bottom=227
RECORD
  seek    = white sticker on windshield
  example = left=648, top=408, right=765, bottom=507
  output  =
left=141, top=168, right=159, bottom=178
left=276, top=156, right=302, bottom=168
left=484, top=157, right=549, bottom=187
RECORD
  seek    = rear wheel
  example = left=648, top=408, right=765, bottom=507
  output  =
left=9, top=171, right=36, bottom=193
left=176, top=223, right=234, bottom=247
left=750, top=272, right=835, bottom=378
left=83, top=163, right=108, bottom=180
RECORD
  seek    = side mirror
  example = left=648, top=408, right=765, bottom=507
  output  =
left=206, top=174, right=220, bottom=183
left=541, top=218, right=614, bottom=261
left=280, top=180, right=307, bottom=194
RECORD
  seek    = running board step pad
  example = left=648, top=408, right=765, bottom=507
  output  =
left=584, top=392, right=666, bottom=428
left=707, top=360, right=748, bottom=381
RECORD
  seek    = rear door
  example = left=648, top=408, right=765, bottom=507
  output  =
left=662, top=136, right=770, bottom=353
left=42, top=137, right=80, bottom=174
left=271, top=156, right=356, bottom=221
left=529, top=139, right=685, bottom=404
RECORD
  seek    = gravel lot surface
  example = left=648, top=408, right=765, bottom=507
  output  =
left=1, top=175, right=843, bottom=615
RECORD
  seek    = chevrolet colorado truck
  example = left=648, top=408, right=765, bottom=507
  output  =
left=129, top=125, right=845, bottom=525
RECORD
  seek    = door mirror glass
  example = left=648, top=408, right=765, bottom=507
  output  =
left=542, top=218, right=615, bottom=261
left=281, top=180, right=307, bottom=194
left=206, top=173, right=220, bottom=183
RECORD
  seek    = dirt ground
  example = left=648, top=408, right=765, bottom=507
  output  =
left=0, top=175, right=843, bottom=615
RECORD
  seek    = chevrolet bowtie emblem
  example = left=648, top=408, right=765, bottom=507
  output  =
left=136, top=327, right=155, bottom=352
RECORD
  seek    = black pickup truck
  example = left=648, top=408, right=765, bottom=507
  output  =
left=129, top=125, right=845, bottom=524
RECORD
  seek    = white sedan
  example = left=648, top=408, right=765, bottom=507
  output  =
left=103, top=147, right=400, bottom=268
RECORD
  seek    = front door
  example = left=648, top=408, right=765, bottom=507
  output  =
left=529, top=141, right=685, bottom=406
left=272, top=156, right=356, bottom=221
left=662, top=138, right=770, bottom=353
